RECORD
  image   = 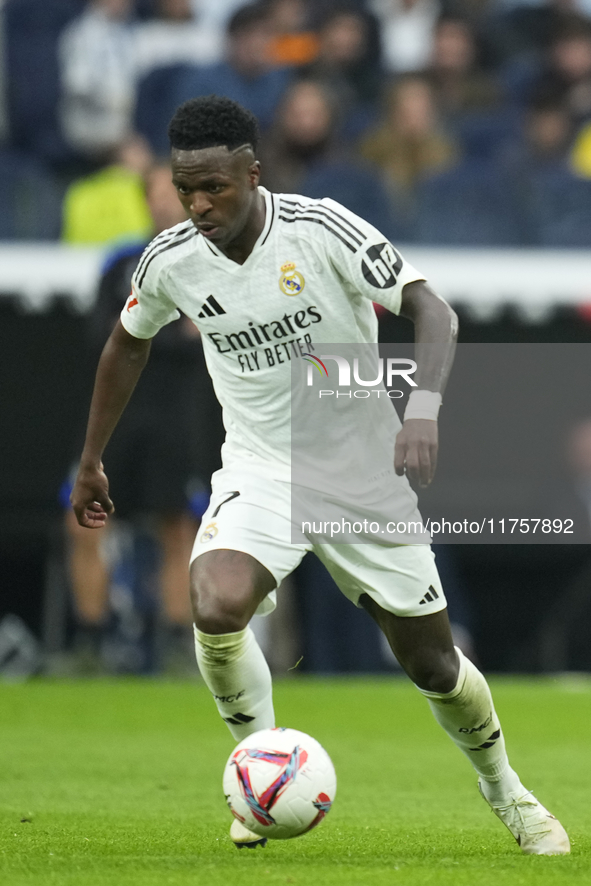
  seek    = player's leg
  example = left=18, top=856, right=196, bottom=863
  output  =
left=191, top=548, right=277, bottom=741
left=319, top=540, right=522, bottom=796
left=191, top=471, right=308, bottom=743
left=192, top=544, right=289, bottom=850
left=317, top=542, right=569, bottom=854
left=360, top=594, right=570, bottom=855
left=361, top=597, right=519, bottom=787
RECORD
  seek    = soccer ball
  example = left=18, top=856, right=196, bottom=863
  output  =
left=222, top=727, right=337, bottom=840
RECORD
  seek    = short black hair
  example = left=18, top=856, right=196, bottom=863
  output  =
left=168, top=95, right=260, bottom=153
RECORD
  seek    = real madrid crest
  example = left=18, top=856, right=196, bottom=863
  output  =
left=200, top=522, right=218, bottom=543
left=279, top=261, right=305, bottom=296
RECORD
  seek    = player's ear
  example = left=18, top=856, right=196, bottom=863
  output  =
left=248, top=160, right=261, bottom=189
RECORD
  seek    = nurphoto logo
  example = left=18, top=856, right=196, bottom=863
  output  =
left=302, top=353, right=328, bottom=376
left=304, top=353, right=417, bottom=398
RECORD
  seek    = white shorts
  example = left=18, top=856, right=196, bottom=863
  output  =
left=191, top=468, right=447, bottom=618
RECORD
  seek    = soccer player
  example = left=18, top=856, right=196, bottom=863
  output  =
left=71, top=95, right=569, bottom=855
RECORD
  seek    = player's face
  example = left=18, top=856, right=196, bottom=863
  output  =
left=171, top=146, right=261, bottom=248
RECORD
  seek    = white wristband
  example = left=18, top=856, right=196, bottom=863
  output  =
left=404, top=390, right=442, bottom=422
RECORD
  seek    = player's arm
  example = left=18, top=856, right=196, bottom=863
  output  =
left=314, top=197, right=456, bottom=486
left=395, top=280, right=458, bottom=488
left=70, top=320, right=152, bottom=528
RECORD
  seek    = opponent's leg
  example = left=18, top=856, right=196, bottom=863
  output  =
left=191, top=549, right=276, bottom=742
left=159, top=512, right=196, bottom=626
left=361, top=597, right=570, bottom=855
left=65, top=508, right=110, bottom=625
left=157, top=513, right=197, bottom=674
left=64, top=509, right=109, bottom=673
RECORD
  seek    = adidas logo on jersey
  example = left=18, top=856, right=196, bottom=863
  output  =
left=419, top=585, right=440, bottom=605
left=198, top=295, right=226, bottom=318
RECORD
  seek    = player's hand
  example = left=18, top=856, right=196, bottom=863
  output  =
left=394, top=419, right=438, bottom=488
left=70, top=462, right=114, bottom=528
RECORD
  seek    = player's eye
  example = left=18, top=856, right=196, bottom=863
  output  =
left=175, top=184, right=190, bottom=195
left=208, top=184, right=225, bottom=194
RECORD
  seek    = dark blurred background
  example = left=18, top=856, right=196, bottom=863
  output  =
left=2, top=0, right=591, bottom=678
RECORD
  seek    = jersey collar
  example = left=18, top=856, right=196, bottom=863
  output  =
left=201, top=187, right=275, bottom=264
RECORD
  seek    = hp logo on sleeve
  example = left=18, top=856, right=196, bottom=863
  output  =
left=361, top=242, right=403, bottom=289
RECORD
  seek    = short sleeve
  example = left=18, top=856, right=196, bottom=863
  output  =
left=319, top=198, right=425, bottom=315
left=120, top=240, right=181, bottom=339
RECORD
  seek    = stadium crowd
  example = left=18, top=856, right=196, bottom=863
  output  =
left=3, top=0, right=591, bottom=245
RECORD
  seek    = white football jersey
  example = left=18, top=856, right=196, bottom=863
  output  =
left=120, top=188, right=425, bottom=480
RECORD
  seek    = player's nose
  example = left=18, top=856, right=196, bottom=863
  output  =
left=190, top=191, right=213, bottom=217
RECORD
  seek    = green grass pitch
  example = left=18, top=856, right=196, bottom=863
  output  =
left=0, top=677, right=589, bottom=886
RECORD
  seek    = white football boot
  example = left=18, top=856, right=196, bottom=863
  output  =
left=230, top=818, right=267, bottom=849
left=479, top=780, right=570, bottom=855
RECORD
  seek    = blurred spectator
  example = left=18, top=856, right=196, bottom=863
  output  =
left=359, top=74, right=457, bottom=211
left=259, top=78, right=400, bottom=234
left=570, top=116, right=591, bottom=174
left=134, top=0, right=224, bottom=77
left=265, top=0, right=320, bottom=67
left=503, top=94, right=574, bottom=241
left=413, top=156, right=526, bottom=244
left=369, top=0, right=440, bottom=74
left=427, top=15, right=500, bottom=118
left=0, top=149, right=64, bottom=239
left=172, top=2, right=293, bottom=131
left=302, top=4, right=382, bottom=106
left=4, top=0, right=86, bottom=167
left=62, top=134, right=153, bottom=244
left=506, top=93, right=574, bottom=173
left=64, top=161, right=222, bottom=674
left=188, top=0, right=248, bottom=31
left=527, top=165, right=591, bottom=245
left=489, top=0, right=591, bottom=66
left=528, top=15, right=591, bottom=124
left=259, top=79, right=340, bottom=192
left=135, top=62, right=193, bottom=155
left=58, top=0, right=137, bottom=160
left=523, top=94, right=574, bottom=163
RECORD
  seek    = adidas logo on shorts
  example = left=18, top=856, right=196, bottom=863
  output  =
left=419, top=585, right=440, bottom=605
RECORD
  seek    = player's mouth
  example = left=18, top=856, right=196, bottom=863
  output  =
left=196, top=223, right=221, bottom=239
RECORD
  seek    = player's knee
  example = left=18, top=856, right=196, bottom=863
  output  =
left=406, top=648, right=459, bottom=694
left=191, top=580, right=250, bottom=634
left=190, top=560, right=253, bottom=634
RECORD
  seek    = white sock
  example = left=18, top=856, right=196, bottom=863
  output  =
left=417, top=647, right=523, bottom=805
left=194, top=625, right=275, bottom=741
